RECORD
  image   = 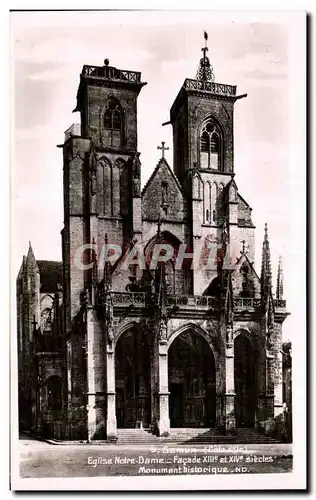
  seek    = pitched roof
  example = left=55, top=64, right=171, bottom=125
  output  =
left=36, top=260, right=63, bottom=293
left=237, top=192, right=252, bottom=209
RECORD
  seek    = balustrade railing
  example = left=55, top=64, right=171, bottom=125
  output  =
left=110, top=293, right=286, bottom=311
left=166, top=295, right=219, bottom=309
left=184, top=78, right=236, bottom=96
left=82, top=65, right=141, bottom=82
left=233, top=298, right=261, bottom=309
left=111, top=292, right=219, bottom=309
left=111, top=292, right=148, bottom=307
left=274, top=299, right=287, bottom=309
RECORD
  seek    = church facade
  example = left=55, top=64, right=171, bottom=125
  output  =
left=17, top=42, right=290, bottom=441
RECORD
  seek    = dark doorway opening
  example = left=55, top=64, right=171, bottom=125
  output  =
left=234, top=334, right=257, bottom=427
left=168, top=330, right=216, bottom=428
left=115, top=328, right=151, bottom=428
left=169, top=383, right=184, bottom=427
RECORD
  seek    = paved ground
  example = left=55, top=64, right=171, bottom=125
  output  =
left=19, top=433, right=293, bottom=478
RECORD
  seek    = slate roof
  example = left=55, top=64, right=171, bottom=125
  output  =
left=37, top=260, right=63, bottom=293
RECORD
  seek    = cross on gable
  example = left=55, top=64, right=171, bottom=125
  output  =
left=157, top=141, right=169, bottom=159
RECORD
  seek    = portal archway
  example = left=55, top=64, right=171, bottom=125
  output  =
left=234, top=333, right=257, bottom=427
left=168, top=329, right=216, bottom=428
left=115, top=327, right=151, bottom=428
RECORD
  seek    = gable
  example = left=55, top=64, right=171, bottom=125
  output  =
left=231, top=254, right=260, bottom=298
left=142, top=159, right=185, bottom=222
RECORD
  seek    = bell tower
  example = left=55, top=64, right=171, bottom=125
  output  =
left=170, top=33, right=246, bottom=184
left=74, top=58, right=146, bottom=155
left=169, top=33, right=250, bottom=294
left=61, top=60, right=147, bottom=325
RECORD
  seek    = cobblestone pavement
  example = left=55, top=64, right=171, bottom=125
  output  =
left=17, top=433, right=293, bottom=479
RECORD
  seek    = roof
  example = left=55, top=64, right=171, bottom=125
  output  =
left=36, top=260, right=63, bottom=293
left=237, top=192, right=252, bottom=209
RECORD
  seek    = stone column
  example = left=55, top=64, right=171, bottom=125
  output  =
left=224, top=328, right=236, bottom=433
left=265, top=350, right=276, bottom=434
left=273, top=326, right=284, bottom=418
left=86, top=394, right=96, bottom=442
left=157, top=343, right=170, bottom=436
left=150, top=343, right=158, bottom=433
left=86, top=308, right=96, bottom=441
left=106, top=344, right=117, bottom=440
left=257, top=349, right=275, bottom=434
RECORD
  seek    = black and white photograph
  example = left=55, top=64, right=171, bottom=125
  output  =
left=10, top=9, right=306, bottom=491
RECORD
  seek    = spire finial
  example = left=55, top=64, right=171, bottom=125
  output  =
left=196, top=31, right=215, bottom=83
left=261, top=223, right=272, bottom=303
left=276, top=255, right=284, bottom=300
left=103, top=233, right=112, bottom=290
left=264, top=222, right=268, bottom=240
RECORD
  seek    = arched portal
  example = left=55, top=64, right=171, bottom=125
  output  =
left=115, top=328, right=151, bottom=428
left=168, top=330, right=216, bottom=428
left=234, top=334, right=257, bottom=427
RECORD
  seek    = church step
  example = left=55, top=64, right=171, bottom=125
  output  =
left=116, top=428, right=279, bottom=444
left=116, top=429, right=160, bottom=444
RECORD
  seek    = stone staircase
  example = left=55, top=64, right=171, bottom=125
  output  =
left=116, top=428, right=161, bottom=444
left=116, top=427, right=278, bottom=445
left=169, top=428, right=278, bottom=444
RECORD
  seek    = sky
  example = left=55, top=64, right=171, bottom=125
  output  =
left=11, top=10, right=306, bottom=342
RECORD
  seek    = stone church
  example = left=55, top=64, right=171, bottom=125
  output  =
left=17, top=38, right=290, bottom=441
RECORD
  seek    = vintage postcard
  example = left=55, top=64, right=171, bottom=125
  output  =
left=10, top=9, right=306, bottom=490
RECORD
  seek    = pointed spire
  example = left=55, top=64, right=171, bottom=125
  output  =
left=26, top=241, right=39, bottom=272
left=276, top=255, right=284, bottom=300
left=103, top=233, right=112, bottom=291
left=261, top=223, right=272, bottom=302
left=225, top=271, right=234, bottom=325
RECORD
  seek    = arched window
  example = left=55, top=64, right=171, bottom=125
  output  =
left=41, top=308, right=52, bottom=332
left=103, top=98, right=124, bottom=147
left=97, top=157, right=112, bottom=216
left=203, top=182, right=212, bottom=224
left=193, top=175, right=201, bottom=200
left=165, top=260, right=175, bottom=294
left=200, top=119, right=222, bottom=170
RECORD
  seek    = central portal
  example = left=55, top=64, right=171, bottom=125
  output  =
left=115, top=327, right=151, bottom=428
left=168, top=330, right=216, bottom=428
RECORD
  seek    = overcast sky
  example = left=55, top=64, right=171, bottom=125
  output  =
left=11, top=10, right=306, bottom=342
